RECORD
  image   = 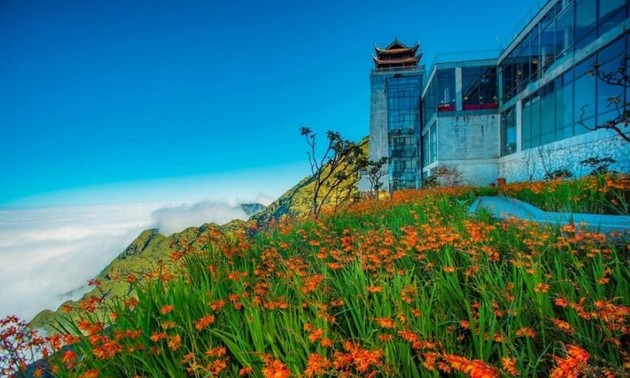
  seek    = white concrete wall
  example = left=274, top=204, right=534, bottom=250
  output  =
left=432, top=112, right=500, bottom=186
left=498, top=129, right=630, bottom=182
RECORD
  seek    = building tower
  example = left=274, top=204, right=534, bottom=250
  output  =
left=369, top=39, right=425, bottom=191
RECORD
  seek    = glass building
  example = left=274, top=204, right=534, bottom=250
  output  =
left=421, top=58, right=500, bottom=184
left=368, top=40, right=424, bottom=191
left=498, top=0, right=628, bottom=157
left=368, top=0, right=628, bottom=191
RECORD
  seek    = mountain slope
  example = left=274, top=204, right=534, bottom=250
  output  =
left=30, top=137, right=368, bottom=332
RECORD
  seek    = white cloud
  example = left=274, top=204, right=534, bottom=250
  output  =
left=0, top=204, right=155, bottom=321
left=253, top=193, right=275, bottom=206
left=0, top=193, right=275, bottom=322
left=151, top=202, right=249, bottom=235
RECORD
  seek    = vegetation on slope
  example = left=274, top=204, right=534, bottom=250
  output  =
left=28, top=137, right=368, bottom=334
left=4, top=174, right=629, bottom=377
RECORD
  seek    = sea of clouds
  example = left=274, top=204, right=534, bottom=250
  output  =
left=0, top=196, right=273, bottom=322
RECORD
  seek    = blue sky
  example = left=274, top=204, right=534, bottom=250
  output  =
left=0, top=0, right=538, bottom=208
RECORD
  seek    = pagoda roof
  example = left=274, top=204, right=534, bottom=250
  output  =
left=374, top=39, right=420, bottom=55
left=372, top=55, right=420, bottom=66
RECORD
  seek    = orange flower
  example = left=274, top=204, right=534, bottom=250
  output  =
left=208, top=358, right=228, bottom=375
left=501, top=356, right=519, bottom=376
left=206, top=346, right=227, bottom=358
left=515, top=327, right=537, bottom=339
left=374, top=317, right=396, bottom=329
left=534, top=283, right=550, bottom=293
left=239, top=366, right=254, bottom=376
left=160, top=304, right=174, bottom=315
left=550, top=345, right=590, bottom=378
left=125, top=297, right=138, bottom=309
left=160, top=321, right=176, bottom=330
left=61, top=350, right=77, bottom=367
left=320, top=338, right=333, bottom=348
left=210, top=299, right=227, bottom=312
left=367, top=285, right=383, bottom=294
left=379, top=333, right=394, bottom=342
left=551, top=319, right=574, bottom=335
left=308, top=328, right=323, bottom=343
left=554, top=297, right=569, bottom=307
left=443, top=266, right=456, bottom=273
left=469, top=359, right=500, bottom=378
left=304, top=353, right=331, bottom=377
left=167, top=334, right=181, bottom=351
left=301, top=274, right=325, bottom=295
left=80, top=370, right=100, bottom=378
left=150, top=332, right=167, bottom=342
left=262, top=358, right=291, bottom=378
left=195, top=315, right=216, bottom=331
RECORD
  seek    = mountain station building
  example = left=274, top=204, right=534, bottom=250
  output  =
left=367, top=0, right=629, bottom=191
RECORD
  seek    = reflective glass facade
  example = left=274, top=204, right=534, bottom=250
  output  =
left=386, top=76, right=422, bottom=189
left=500, top=0, right=627, bottom=103
left=423, top=69, right=456, bottom=124
left=500, top=0, right=628, bottom=155
left=462, top=66, right=498, bottom=110
left=518, top=36, right=628, bottom=151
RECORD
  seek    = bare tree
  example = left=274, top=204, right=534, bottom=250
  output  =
left=300, top=127, right=368, bottom=218
left=365, top=157, right=388, bottom=198
left=580, top=59, right=629, bottom=143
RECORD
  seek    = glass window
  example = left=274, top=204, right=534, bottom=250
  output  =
left=462, top=66, right=498, bottom=110
left=501, top=106, right=516, bottom=155
left=627, top=34, right=630, bottom=105
left=574, top=56, right=597, bottom=119
left=541, top=82, right=556, bottom=144
left=597, top=57, right=625, bottom=121
left=599, top=0, right=626, bottom=36
left=575, top=0, right=596, bottom=48
left=522, top=98, right=532, bottom=150
left=597, top=37, right=625, bottom=65
left=557, top=73, right=574, bottom=139
left=530, top=95, right=542, bottom=147
left=574, top=56, right=597, bottom=135
left=430, top=123, right=437, bottom=162
left=386, top=76, right=421, bottom=189
left=386, top=76, right=421, bottom=132
left=527, top=30, right=540, bottom=81
left=500, top=58, right=515, bottom=101
left=422, top=131, right=430, bottom=167
left=437, top=69, right=455, bottom=111
left=555, top=4, right=574, bottom=60
left=423, top=68, right=456, bottom=116
left=540, top=21, right=556, bottom=71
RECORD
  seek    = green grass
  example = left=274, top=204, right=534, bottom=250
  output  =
left=3, top=174, right=629, bottom=377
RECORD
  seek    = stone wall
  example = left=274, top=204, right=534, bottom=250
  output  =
left=437, top=113, right=500, bottom=160
left=433, top=112, right=500, bottom=186
left=368, top=73, right=389, bottom=191
left=498, top=129, right=630, bottom=183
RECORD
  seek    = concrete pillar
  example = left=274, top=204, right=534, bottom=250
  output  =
left=516, top=100, right=522, bottom=152
left=455, top=67, right=463, bottom=112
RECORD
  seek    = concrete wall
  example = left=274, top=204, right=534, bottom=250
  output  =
left=367, top=72, right=389, bottom=191
left=498, top=129, right=630, bottom=183
left=433, top=112, right=500, bottom=186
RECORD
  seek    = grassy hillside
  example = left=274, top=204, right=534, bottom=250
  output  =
left=7, top=174, right=629, bottom=377
left=29, top=138, right=369, bottom=334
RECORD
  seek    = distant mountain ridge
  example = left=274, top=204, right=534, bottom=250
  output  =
left=30, top=203, right=268, bottom=332
left=29, top=186, right=315, bottom=332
